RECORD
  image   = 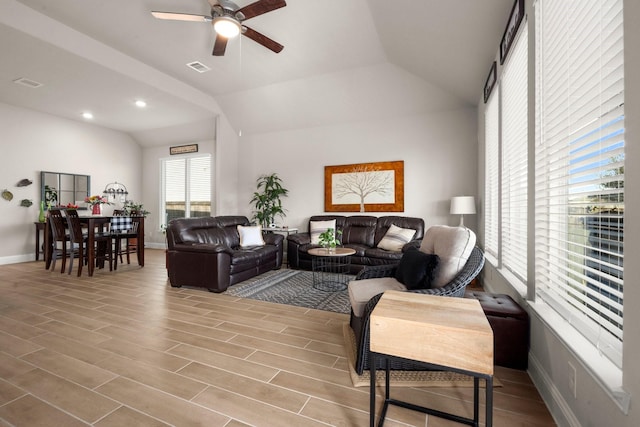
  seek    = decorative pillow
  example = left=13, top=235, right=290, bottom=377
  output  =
left=419, top=225, right=476, bottom=288
left=310, top=220, right=336, bottom=245
left=394, top=248, right=440, bottom=290
left=237, top=225, right=265, bottom=247
left=377, top=224, right=416, bottom=252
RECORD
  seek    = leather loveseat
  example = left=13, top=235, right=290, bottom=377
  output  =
left=287, top=215, right=425, bottom=274
left=166, top=216, right=283, bottom=292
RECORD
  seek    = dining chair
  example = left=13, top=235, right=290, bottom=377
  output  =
left=110, top=212, right=139, bottom=269
left=48, top=208, right=71, bottom=273
left=65, top=209, right=113, bottom=276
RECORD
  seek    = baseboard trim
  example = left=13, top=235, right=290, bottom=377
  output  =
left=0, top=254, right=35, bottom=265
left=528, top=353, right=581, bottom=427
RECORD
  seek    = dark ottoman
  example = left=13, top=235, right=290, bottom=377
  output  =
left=464, top=291, right=529, bottom=370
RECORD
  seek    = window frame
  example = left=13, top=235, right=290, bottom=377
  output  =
left=160, top=153, right=212, bottom=228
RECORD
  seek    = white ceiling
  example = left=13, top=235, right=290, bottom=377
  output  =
left=0, top=0, right=513, bottom=146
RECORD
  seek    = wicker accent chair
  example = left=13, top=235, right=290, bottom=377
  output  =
left=349, top=246, right=485, bottom=374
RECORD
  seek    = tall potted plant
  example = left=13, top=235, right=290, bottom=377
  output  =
left=250, top=173, right=289, bottom=228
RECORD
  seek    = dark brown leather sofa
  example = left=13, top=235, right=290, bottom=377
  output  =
left=287, top=215, right=425, bottom=274
left=167, top=216, right=283, bottom=292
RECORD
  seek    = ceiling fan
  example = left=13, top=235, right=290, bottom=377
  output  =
left=152, top=0, right=286, bottom=56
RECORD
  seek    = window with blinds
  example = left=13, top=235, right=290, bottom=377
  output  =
left=534, top=0, right=624, bottom=367
left=484, top=90, right=499, bottom=261
left=500, top=23, right=528, bottom=283
left=161, top=155, right=212, bottom=225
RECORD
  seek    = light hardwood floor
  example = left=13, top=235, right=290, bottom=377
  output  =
left=0, top=249, right=556, bottom=426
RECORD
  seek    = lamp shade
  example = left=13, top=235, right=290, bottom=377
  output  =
left=450, top=196, right=476, bottom=215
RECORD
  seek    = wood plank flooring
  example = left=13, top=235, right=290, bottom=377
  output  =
left=0, top=249, right=556, bottom=426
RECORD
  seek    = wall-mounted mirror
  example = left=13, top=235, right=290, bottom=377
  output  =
left=40, top=171, right=90, bottom=209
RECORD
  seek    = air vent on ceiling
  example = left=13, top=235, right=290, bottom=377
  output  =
left=186, top=61, right=211, bottom=73
left=13, top=77, right=44, bottom=88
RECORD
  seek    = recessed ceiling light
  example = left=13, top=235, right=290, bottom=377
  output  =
left=82, top=112, right=94, bottom=119
left=135, top=100, right=147, bottom=108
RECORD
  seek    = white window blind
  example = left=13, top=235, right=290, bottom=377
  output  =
left=535, top=0, right=624, bottom=367
left=484, top=90, right=499, bottom=260
left=501, top=23, right=528, bottom=283
left=189, top=156, right=212, bottom=218
left=162, top=155, right=212, bottom=225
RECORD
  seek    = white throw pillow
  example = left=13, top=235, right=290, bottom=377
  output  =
left=377, top=224, right=416, bottom=252
left=237, top=225, right=265, bottom=247
left=310, top=219, right=336, bottom=245
left=419, top=225, right=476, bottom=288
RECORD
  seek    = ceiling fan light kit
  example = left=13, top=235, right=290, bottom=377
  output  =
left=213, top=16, right=241, bottom=38
left=152, top=0, right=286, bottom=56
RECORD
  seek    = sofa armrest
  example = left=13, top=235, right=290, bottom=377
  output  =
left=286, top=232, right=311, bottom=269
left=263, top=233, right=284, bottom=246
left=287, top=232, right=310, bottom=245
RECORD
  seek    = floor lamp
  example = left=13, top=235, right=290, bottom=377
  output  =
left=450, top=196, right=476, bottom=227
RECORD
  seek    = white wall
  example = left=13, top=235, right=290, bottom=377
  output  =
left=0, top=102, right=141, bottom=264
left=236, top=64, right=479, bottom=233
left=140, top=114, right=240, bottom=248
left=477, top=1, right=640, bottom=425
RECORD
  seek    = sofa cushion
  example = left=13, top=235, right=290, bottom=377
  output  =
left=394, top=249, right=439, bottom=290
left=419, top=225, right=476, bottom=288
left=364, top=247, right=405, bottom=262
left=310, top=219, right=336, bottom=245
left=377, top=224, right=417, bottom=252
left=348, top=277, right=407, bottom=317
left=342, top=216, right=377, bottom=246
left=237, top=225, right=265, bottom=247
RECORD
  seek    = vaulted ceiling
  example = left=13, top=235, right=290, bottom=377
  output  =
left=0, top=0, right=513, bottom=146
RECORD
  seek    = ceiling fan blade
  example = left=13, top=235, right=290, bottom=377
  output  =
left=242, top=26, right=284, bottom=53
left=151, top=11, right=212, bottom=22
left=237, top=0, right=286, bottom=20
left=212, top=35, right=229, bottom=56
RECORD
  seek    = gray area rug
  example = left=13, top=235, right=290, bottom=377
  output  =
left=223, top=269, right=352, bottom=314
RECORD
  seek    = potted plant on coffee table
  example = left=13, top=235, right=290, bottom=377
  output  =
left=318, top=228, right=342, bottom=253
left=250, top=173, right=289, bottom=228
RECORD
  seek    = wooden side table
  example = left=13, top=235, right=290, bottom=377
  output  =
left=308, top=247, right=355, bottom=291
left=370, top=291, right=494, bottom=427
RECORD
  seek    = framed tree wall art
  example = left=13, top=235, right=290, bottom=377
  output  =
left=324, top=160, right=404, bottom=212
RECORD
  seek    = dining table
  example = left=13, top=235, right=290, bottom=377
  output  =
left=43, top=214, right=145, bottom=277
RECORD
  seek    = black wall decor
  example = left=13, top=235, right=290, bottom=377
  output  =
left=484, top=61, right=497, bottom=103
left=170, top=144, right=198, bottom=155
left=500, top=0, right=525, bottom=64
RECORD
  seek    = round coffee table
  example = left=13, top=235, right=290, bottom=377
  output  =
left=308, top=247, right=356, bottom=292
